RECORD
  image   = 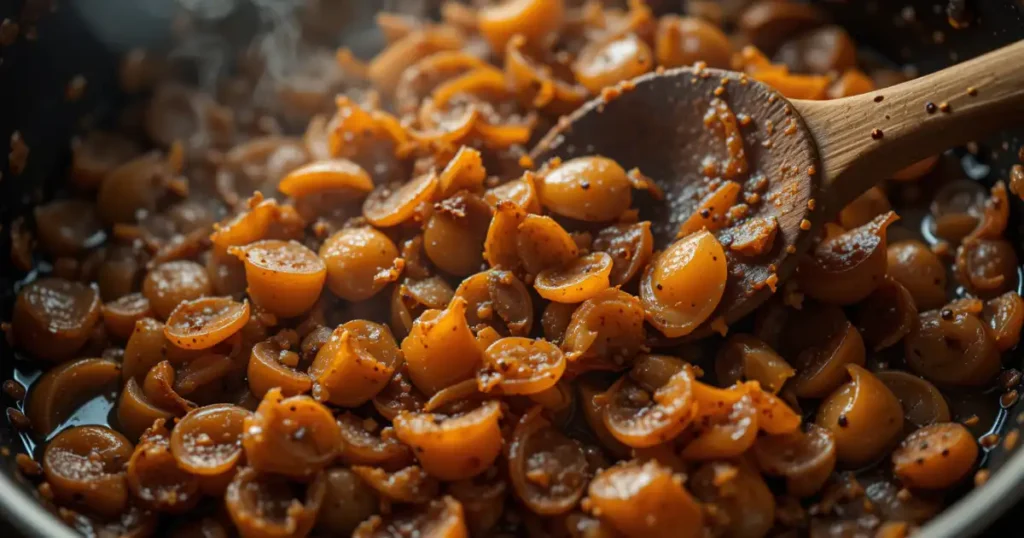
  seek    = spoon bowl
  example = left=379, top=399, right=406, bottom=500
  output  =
left=532, top=41, right=1024, bottom=336
left=532, top=67, right=820, bottom=332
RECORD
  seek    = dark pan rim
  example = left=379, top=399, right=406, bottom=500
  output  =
left=918, top=444, right=1024, bottom=538
left=0, top=470, right=77, bottom=538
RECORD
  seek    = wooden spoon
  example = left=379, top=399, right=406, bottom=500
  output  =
left=531, top=40, right=1024, bottom=335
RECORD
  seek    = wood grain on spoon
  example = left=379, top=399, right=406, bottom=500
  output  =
left=531, top=40, right=1024, bottom=336
left=798, top=40, right=1024, bottom=215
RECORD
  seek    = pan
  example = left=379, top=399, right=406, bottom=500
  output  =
left=0, top=1, right=1022, bottom=536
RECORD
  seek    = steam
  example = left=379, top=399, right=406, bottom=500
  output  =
left=166, top=0, right=440, bottom=100
left=248, top=0, right=304, bottom=107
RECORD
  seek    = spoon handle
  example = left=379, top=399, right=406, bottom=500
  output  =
left=792, top=39, right=1024, bottom=214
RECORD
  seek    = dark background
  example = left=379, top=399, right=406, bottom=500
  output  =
left=1, top=0, right=1023, bottom=536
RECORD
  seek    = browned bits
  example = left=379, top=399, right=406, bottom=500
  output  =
left=939, top=102, right=952, bottom=113
left=979, top=433, right=1000, bottom=449
left=967, top=87, right=978, bottom=97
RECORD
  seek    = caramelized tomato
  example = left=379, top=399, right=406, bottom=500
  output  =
left=232, top=240, right=326, bottom=318
left=641, top=230, right=728, bottom=338
left=242, top=388, right=342, bottom=479
left=320, top=227, right=401, bottom=302
left=815, top=365, right=904, bottom=466
left=587, top=460, right=703, bottom=538
left=309, top=321, right=402, bottom=407
left=13, top=278, right=101, bottom=362
left=164, top=297, right=250, bottom=350
left=478, top=337, right=566, bottom=395
left=904, top=309, right=1000, bottom=387
left=225, top=467, right=326, bottom=538
left=393, top=400, right=503, bottom=481
left=538, top=157, right=633, bottom=222
left=171, top=404, right=251, bottom=476
left=509, top=407, right=588, bottom=515
left=892, top=423, right=978, bottom=490
left=43, top=426, right=134, bottom=518
left=534, top=252, right=614, bottom=303
left=753, top=424, right=836, bottom=498
left=601, top=359, right=696, bottom=448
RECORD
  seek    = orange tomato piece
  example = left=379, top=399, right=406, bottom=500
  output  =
left=278, top=158, right=374, bottom=198
left=641, top=230, right=728, bottom=337
left=477, top=337, right=566, bottom=395
left=231, top=239, right=326, bottom=318
left=164, top=297, right=250, bottom=350
left=534, top=252, right=614, bottom=303
left=393, top=401, right=503, bottom=481
left=363, top=171, right=440, bottom=228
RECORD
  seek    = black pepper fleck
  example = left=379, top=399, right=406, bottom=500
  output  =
left=871, top=129, right=884, bottom=140
left=925, top=102, right=937, bottom=114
